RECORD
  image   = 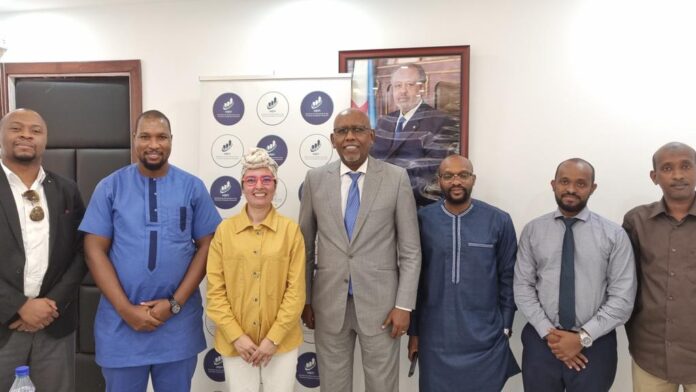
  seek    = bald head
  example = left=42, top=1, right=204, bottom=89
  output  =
left=652, top=142, right=696, bottom=170
left=0, top=108, right=46, bottom=130
left=0, top=108, right=48, bottom=166
left=333, top=108, right=370, bottom=129
left=438, top=154, right=473, bottom=176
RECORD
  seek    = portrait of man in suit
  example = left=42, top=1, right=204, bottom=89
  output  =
left=0, top=108, right=86, bottom=392
left=299, top=108, right=421, bottom=392
left=373, top=63, right=460, bottom=206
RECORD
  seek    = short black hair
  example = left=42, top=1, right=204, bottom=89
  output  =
left=554, top=158, right=595, bottom=183
left=652, top=142, right=696, bottom=170
left=135, top=110, right=171, bottom=133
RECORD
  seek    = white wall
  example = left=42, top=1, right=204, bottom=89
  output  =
left=2, top=0, right=696, bottom=390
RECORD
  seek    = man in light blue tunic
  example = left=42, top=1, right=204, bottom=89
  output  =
left=79, top=110, right=221, bottom=392
left=408, top=155, right=520, bottom=391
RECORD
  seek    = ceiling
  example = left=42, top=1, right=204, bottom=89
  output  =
left=0, top=0, right=173, bottom=13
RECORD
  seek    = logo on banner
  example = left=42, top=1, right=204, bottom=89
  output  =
left=213, top=93, right=245, bottom=126
left=300, top=91, right=333, bottom=125
left=299, top=134, right=333, bottom=168
left=296, top=352, right=320, bottom=388
left=256, top=91, right=289, bottom=126
left=210, top=176, right=241, bottom=209
left=211, top=134, right=244, bottom=168
left=257, top=135, right=288, bottom=166
left=203, top=348, right=225, bottom=382
left=272, top=178, right=288, bottom=209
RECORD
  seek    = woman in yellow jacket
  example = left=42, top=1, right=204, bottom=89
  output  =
left=206, top=148, right=305, bottom=392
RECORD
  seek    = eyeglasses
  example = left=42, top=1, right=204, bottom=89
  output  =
left=333, top=126, right=371, bottom=136
left=22, top=190, right=45, bottom=222
left=439, top=171, right=474, bottom=181
left=242, top=175, right=275, bottom=187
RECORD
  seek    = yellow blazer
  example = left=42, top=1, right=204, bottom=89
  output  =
left=206, top=205, right=306, bottom=356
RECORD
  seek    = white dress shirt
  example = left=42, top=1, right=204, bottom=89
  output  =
left=339, top=158, right=368, bottom=217
left=1, top=161, right=50, bottom=298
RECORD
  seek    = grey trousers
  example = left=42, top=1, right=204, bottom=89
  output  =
left=0, top=329, right=75, bottom=392
left=314, top=297, right=400, bottom=392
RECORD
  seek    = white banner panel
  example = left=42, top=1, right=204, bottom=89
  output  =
left=194, top=75, right=351, bottom=391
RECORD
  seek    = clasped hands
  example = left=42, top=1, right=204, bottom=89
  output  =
left=9, top=298, right=59, bottom=333
left=119, top=298, right=173, bottom=332
left=546, top=328, right=589, bottom=371
left=233, top=335, right=277, bottom=367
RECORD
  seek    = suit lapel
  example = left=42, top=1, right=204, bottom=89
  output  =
left=385, top=105, right=428, bottom=157
left=0, top=170, right=24, bottom=249
left=325, top=161, right=349, bottom=246
left=43, top=172, right=60, bottom=256
left=350, top=158, right=382, bottom=243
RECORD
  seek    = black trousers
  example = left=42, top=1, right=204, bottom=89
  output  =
left=521, top=323, right=617, bottom=392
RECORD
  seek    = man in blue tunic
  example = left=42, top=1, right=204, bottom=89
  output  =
left=408, top=154, right=520, bottom=391
left=79, top=110, right=221, bottom=391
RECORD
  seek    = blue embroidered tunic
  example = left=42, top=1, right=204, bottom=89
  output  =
left=79, top=164, right=221, bottom=367
left=411, top=200, right=520, bottom=391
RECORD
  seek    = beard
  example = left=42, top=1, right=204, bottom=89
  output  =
left=140, top=156, right=167, bottom=171
left=445, top=186, right=470, bottom=205
left=555, top=194, right=588, bottom=214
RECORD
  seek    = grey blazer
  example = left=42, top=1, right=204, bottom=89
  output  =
left=299, top=158, right=421, bottom=336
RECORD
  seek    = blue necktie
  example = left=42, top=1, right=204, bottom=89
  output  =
left=344, top=172, right=361, bottom=295
left=559, top=217, right=578, bottom=330
left=395, top=116, right=405, bottom=133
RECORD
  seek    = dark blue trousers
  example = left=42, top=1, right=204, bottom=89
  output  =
left=521, top=323, right=617, bottom=392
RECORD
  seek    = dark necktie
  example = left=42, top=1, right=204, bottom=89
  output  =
left=344, top=172, right=361, bottom=295
left=395, top=116, right=405, bottom=133
left=559, top=217, right=579, bottom=329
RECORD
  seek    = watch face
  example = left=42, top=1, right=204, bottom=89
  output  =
left=170, top=300, right=181, bottom=314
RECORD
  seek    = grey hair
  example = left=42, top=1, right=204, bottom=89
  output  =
left=241, top=147, right=278, bottom=178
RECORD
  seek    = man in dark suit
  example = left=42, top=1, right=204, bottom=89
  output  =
left=373, top=63, right=459, bottom=206
left=0, top=109, right=86, bottom=392
left=300, top=108, right=421, bottom=391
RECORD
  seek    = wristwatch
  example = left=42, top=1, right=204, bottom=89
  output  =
left=579, top=329, right=593, bottom=348
left=169, top=298, right=182, bottom=315
left=503, top=328, right=512, bottom=338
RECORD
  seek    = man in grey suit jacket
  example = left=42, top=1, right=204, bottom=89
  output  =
left=299, top=108, right=421, bottom=391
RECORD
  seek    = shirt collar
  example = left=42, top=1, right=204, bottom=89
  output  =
left=400, top=100, right=423, bottom=121
left=649, top=196, right=696, bottom=219
left=339, top=158, right=369, bottom=177
left=553, top=206, right=591, bottom=222
left=0, top=160, right=46, bottom=190
left=232, top=204, right=279, bottom=233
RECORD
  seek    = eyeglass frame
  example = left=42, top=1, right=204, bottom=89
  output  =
left=242, top=175, right=277, bottom=187
left=332, top=126, right=372, bottom=136
left=438, top=171, right=475, bottom=182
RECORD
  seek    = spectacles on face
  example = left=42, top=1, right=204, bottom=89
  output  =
left=22, top=190, right=45, bottom=222
left=439, top=171, right=474, bottom=182
left=242, top=175, right=275, bottom=187
left=333, top=126, right=370, bottom=136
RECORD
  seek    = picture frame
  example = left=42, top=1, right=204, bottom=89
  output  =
left=339, top=45, right=470, bottom=206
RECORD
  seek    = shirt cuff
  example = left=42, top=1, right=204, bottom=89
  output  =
left=395, top=306, right=412, bottom=312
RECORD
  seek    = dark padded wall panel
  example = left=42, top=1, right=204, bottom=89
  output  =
left=76, top=149, right=130, bottom=204
left=15, top=77, right=131, bottom=148
left=75, top=353, right=105, bottom=392
left=78, top=285, right=100, bottom=354
left=42, top=149, right=76, bottom=181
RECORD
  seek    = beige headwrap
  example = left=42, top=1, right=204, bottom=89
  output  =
left=241, top=147, right=278, bottom=178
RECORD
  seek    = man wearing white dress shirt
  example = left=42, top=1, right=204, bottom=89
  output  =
left=0, top=109, right=85, bottom=392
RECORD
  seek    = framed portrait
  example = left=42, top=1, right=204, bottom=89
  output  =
left=339, top=45, right=470, bottom=206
